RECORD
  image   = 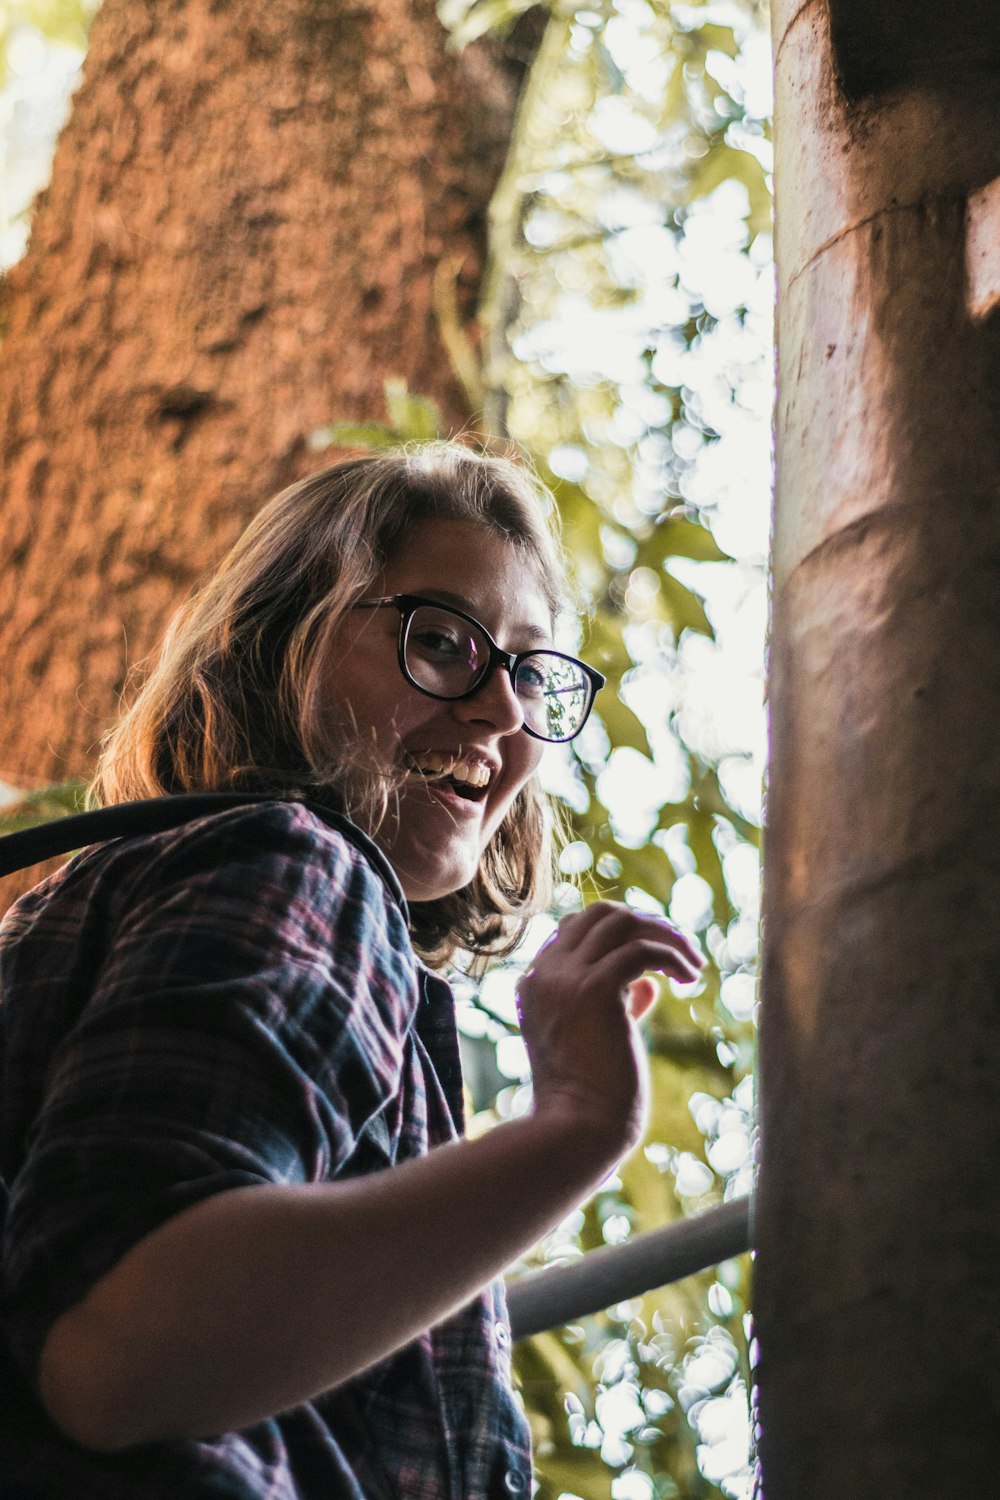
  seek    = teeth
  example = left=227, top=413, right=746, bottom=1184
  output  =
left=416, top=752, right=448, bottom=776
left=411, top=753, right=491, bottom=787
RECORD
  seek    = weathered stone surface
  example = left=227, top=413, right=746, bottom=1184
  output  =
left=828, top=0, right=1000, bottom=98
left=966, top=176, right=1000, bottom=319
left=757, top=1, right=1000, bottom=1493
left=773, top=0, right=1000, bottom=98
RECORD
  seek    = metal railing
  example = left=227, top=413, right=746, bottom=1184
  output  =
left=507, top=1196, right=752, bottom=1340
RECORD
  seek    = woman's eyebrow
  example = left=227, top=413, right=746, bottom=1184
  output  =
left=418, top=588, right=552, bottom=646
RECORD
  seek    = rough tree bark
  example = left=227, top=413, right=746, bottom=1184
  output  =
left=757, top=0, right=1000, bottom=1493
left=0, top=0, right=524, bottom=805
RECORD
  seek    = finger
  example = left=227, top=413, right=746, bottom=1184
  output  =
left=521, top=905, right=632, bottom=979
left=586, top=938, right=703, bottom=996
left=552, top=901, right=626, bottom=940
left=627, top=976, right=658, bottom=1019
left=549, top=902, right=703, bottom=966
left=582, top=910, right=703, bottom=967
left=572, top=910, right=704, bottom=969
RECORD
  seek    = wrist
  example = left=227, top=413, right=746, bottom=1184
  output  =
left=526, top=1091, right=643, bottom=1178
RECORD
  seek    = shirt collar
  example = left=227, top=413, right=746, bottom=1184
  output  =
left=303, top=794, right=409, bottom=921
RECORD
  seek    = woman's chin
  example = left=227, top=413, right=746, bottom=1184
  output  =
left=382, top=836, right=480, bottom=904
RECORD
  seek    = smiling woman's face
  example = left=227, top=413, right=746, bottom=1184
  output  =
left=322, top=519, right=552, bottom=902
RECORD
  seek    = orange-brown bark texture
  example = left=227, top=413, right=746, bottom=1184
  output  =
left=0, top=0, right=523, bottom=832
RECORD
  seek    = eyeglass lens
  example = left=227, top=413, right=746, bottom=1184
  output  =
left=403, top=604, right=591, bottom=742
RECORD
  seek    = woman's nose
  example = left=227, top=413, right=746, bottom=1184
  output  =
left=452, top=662, right=525, bottom=735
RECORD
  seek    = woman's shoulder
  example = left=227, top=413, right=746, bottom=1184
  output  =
left=116, top=797, right=367, bottom=870
left=7, top=798, right=405, bottom=943
left=110, top=798, right=402, bottom=906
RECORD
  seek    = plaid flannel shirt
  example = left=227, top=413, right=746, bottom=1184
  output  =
left=0, top=801, right=532, bottom=1499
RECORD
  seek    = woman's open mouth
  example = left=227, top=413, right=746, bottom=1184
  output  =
left=406, top=752, right=493, bottom=804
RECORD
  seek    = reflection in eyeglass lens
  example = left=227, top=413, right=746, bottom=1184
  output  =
left=406, top=608, right=485, bottom=692
left=516, top=654, right=588, bottom=741
left=404, top=605, right=590, bottom=742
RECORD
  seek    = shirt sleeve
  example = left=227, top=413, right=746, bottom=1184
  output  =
left=1, top=801, right=419, bottom=1379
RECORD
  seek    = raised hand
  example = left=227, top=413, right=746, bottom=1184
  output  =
left=515, top=903, right=704, bottom=1162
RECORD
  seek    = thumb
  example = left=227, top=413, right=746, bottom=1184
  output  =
left=626, top=975, right=658, bottom=1019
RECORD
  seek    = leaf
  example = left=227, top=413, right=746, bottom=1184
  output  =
left=660, top=573, right=714, bottom=640
left=383, top=378, right=443, bottom=441
left=643, top=1272, right=717, bottom=1350
left=596, top=693, right=650, bottom=757
left=514, top=1330, right=593, bottom=1421
left=7, top=0, right=93, bottom=51
left=656, top=799, right=691, bottom=833
left=617, top=1139, right=676, bottom=1231
left=595, top=41, right=626, bottom=95
left=19, top=779, right=88, bottom=812
left=583, top=610, right=634, bottom=681
left=696, top=21, right=741, bottom=59
left=685, top=810, right=732, bottom=924
left=644, top=1053, right=722, bottom=1157
left=310, top=422, right=401, bottom=453
left=685, top=140, right=769, bottom=219
left=533, top=1451, right=613, bottom=1500
left=437, top=0, right=539, bottom=51
left=553, top=478, right=606, bottom=580
left=0, top=779, right=88, bottom=833
left=647, top=1015, right=730, bottom=1075
left=310, top=379, right=444, bottom=452
left=656, top=54, right=688, bottom=132
left=691, top=763, right=761, bottom=844
left=617, top=843, right=675, bottom=906
left=638, top=516, right=732, bottom=565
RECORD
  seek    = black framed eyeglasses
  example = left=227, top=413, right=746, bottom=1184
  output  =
left=352, top=593, right=605, bottom=743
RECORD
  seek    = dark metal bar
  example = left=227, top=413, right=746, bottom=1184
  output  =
left=507, top=1196, right=752, bottom=1340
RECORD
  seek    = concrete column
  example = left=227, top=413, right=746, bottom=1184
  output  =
left=756, top=1, right=1000, bottom=1493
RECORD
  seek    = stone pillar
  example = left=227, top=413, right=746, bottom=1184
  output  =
left=756, top=1, right=1000, bottom=1493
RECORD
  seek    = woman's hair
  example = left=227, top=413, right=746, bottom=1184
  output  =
left=92, top=442, right=573, bottom=967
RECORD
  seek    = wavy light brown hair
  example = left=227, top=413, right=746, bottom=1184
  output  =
left=93, top=442, right=572, bottom=966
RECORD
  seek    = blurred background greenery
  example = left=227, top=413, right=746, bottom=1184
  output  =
left=0, top=1, right=771, bottom=1495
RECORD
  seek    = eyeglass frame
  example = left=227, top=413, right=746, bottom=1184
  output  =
left=351, top=593, right=606, bottom=743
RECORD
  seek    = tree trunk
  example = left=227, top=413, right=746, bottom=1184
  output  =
left=0, top=0, right=520, bottom=805
left=757, top=0, right=1000, bottom=1493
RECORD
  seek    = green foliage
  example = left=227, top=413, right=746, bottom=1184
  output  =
left=433, top=1, right=768, bottom=1492
left=637, top=518, right=731, bottom=566
left=310, top=378, right=444, bottom=453
left=0, top=778, right=88, bottom=834
left=436, top=0, right=543, bottom=51
left=0, top=0, right=97, bottom=88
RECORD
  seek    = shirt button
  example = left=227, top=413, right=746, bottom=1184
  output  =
left=503, top=1471, right=527, bottom=1494
left=494, top=1321, right=511, bottom=1349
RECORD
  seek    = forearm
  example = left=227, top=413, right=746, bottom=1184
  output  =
left=39, top=1105, right=621, bottom=1451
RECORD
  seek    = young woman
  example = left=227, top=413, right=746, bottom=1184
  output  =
left=0, top=442, right=702, bottom=1499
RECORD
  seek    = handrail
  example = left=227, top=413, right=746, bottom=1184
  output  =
left=507, top=1196, right=752, bottom=1340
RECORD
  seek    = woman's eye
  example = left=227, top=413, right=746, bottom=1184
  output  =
left=413, top=629, right=464, bottom=657
left=515, top=662, right=548, bottom=697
